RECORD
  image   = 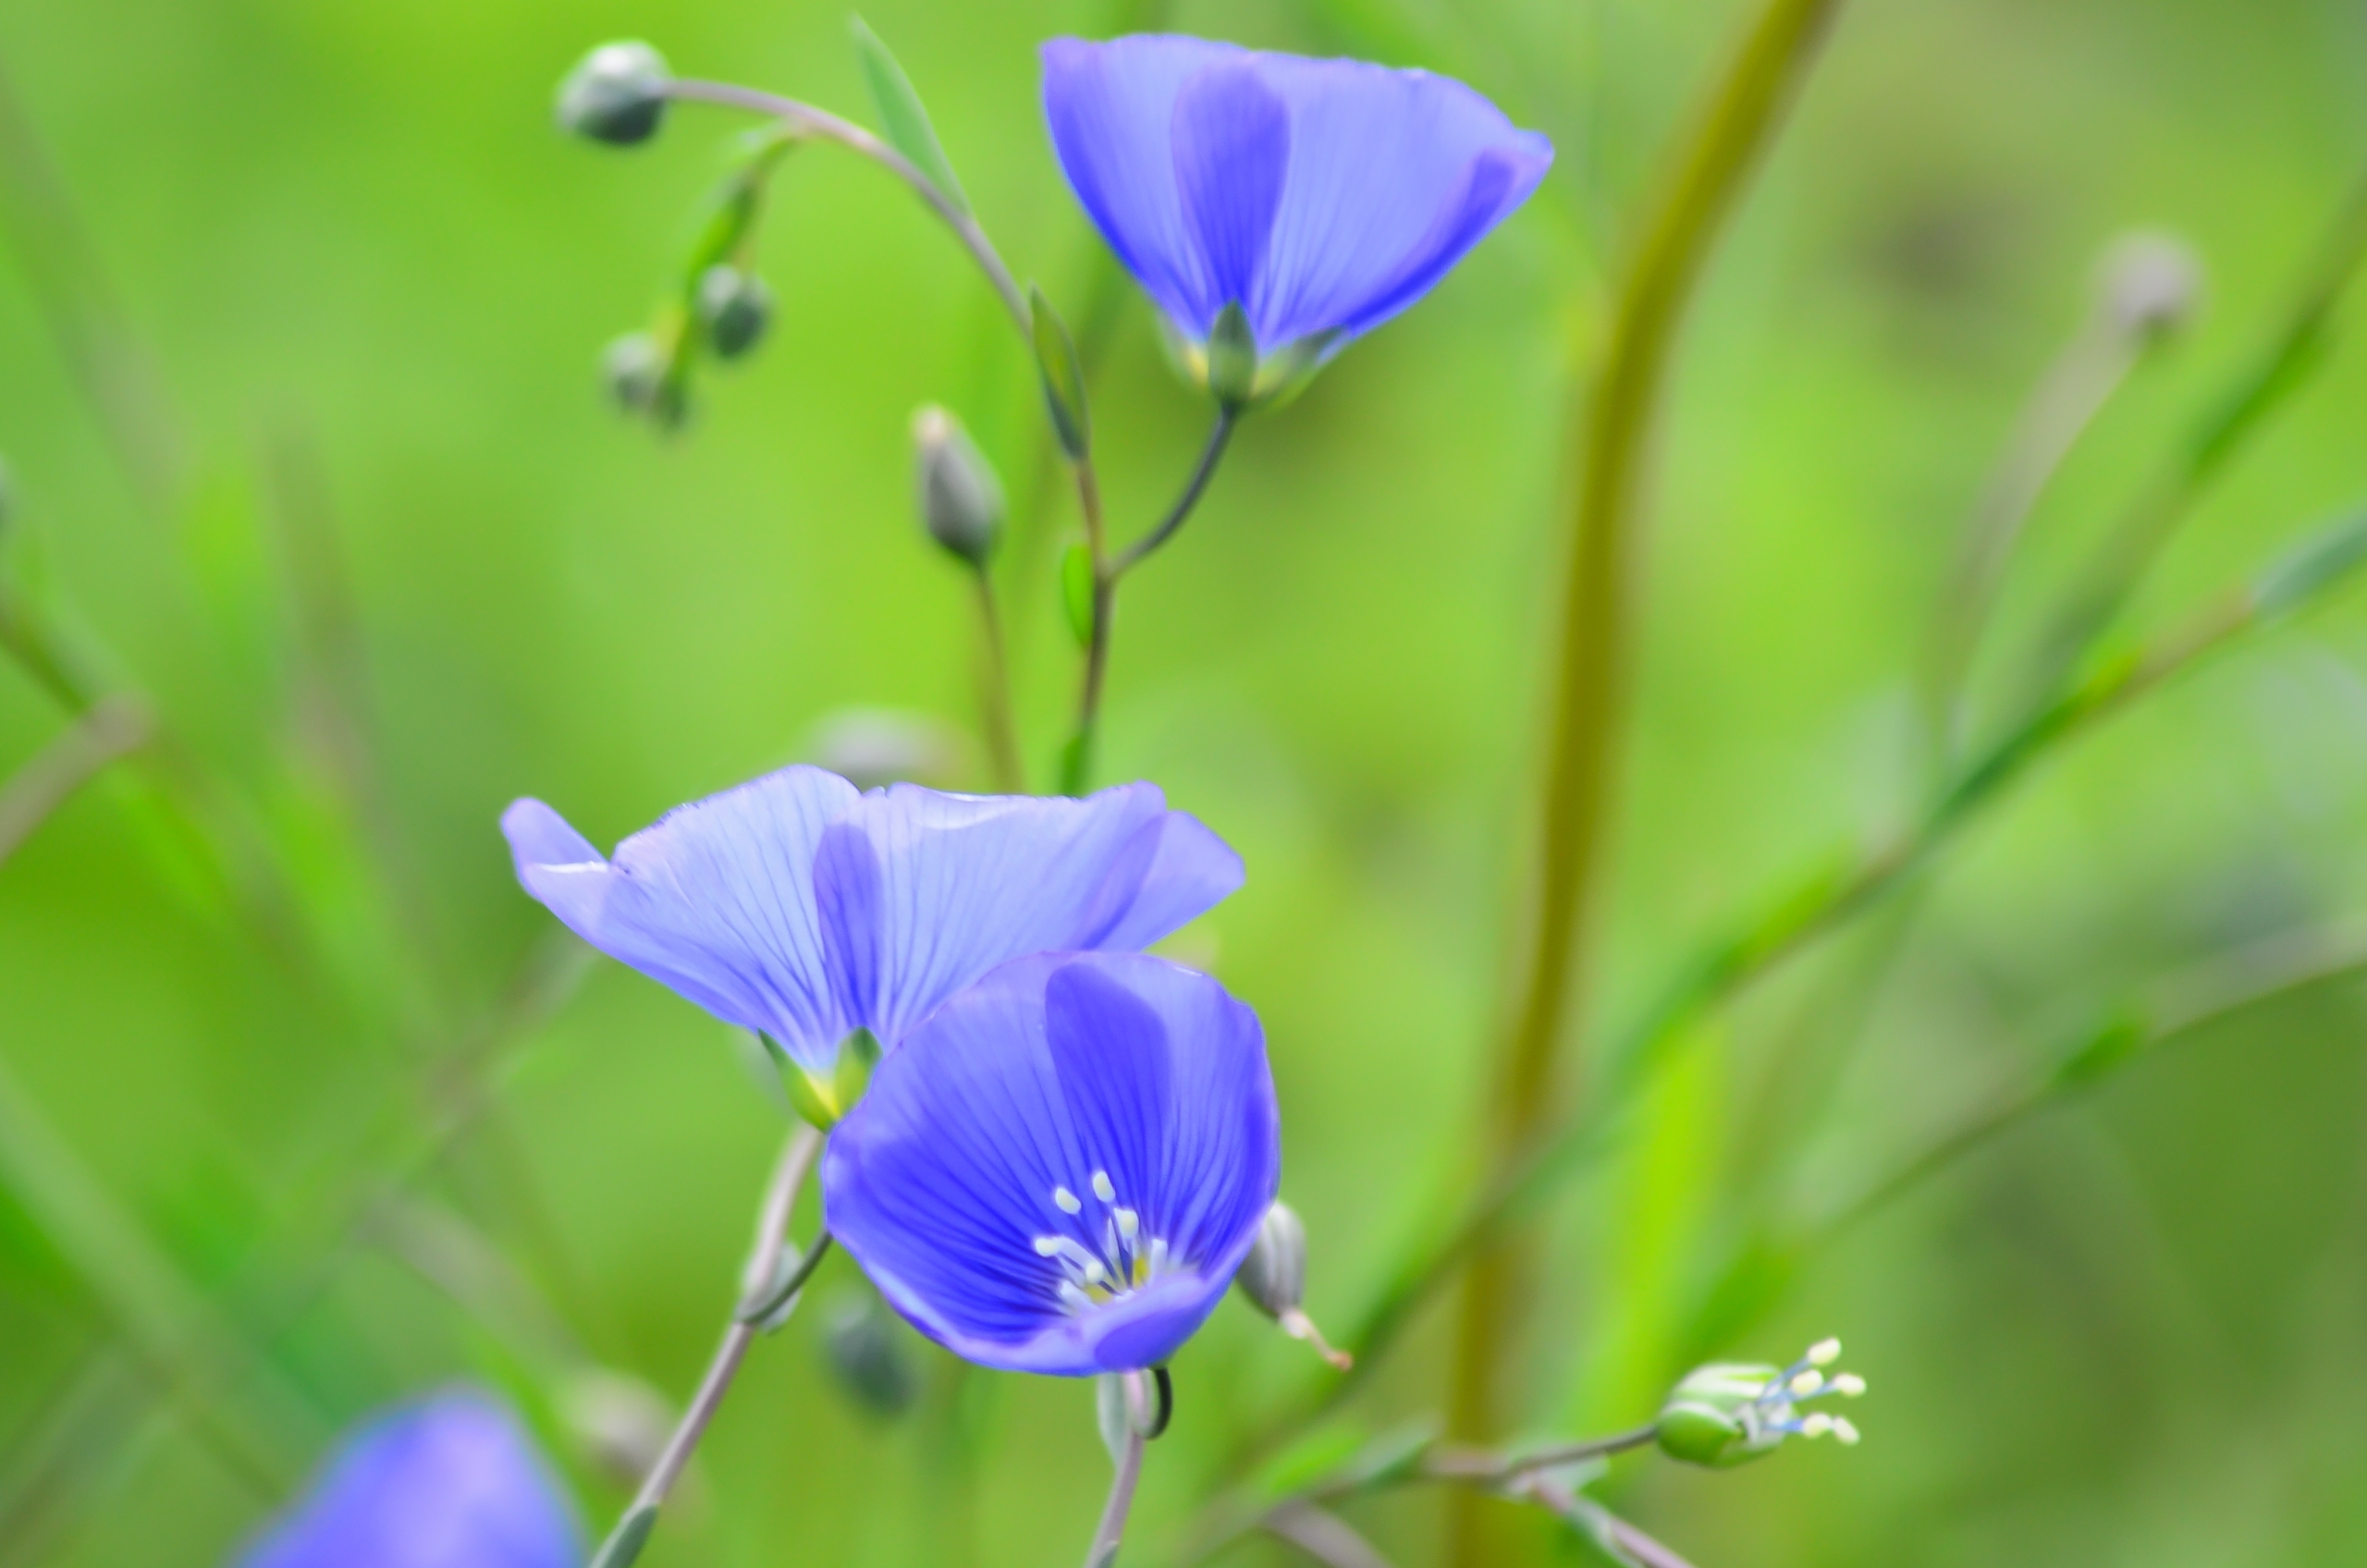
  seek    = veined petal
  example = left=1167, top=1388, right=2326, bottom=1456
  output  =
left=813, top=782, right=1240, bottom=1049
left=235, top=1391, right=576, bottom=1568
left=1171, top=61, right=1291, bottom=319
left=1043, top=34, right=1244, bottom=337
left=502, top=766, right=860, bottom=1071
left=823, top=951, right=1279, bottom=1376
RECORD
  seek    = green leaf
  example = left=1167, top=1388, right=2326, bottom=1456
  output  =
left=1061, top=543, right=1096, bottom=649
left=1031, top=285, right=1092, bottom=461
left=851, top=18, right=968, bottom=213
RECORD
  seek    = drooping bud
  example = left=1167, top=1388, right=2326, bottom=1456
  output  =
left=696, top=265, right=774, bottom=360
left=557, top=42, right=672, bottom=146
left=820, top=1292, right=917, bottom=1417
left=1656, top=1338, right=1866, bottom=1468
left=2099, top=231, right=2203, bottom=344
left=602, top=332, right=664, bottom=414
left=911, top=406, right=1004, bottom=568
left=1233, top=1201, right=1351, bottom=1370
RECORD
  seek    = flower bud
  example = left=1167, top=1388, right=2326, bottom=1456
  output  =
left=1656, top=1338, right=1866, bottom=1468
left=911, top=406, right=1004, bottom=568
left=557, top=42, right=671, bottom=146
left=2099, top=231, right=2202, bottom=344
left=696, top=265, right=773, bottom=360
left=820, top=1292, right=916, bottom=1417
left=1233, top=1201, right=1351, bottom=1370
left=602, top=332, right=664, bottom=413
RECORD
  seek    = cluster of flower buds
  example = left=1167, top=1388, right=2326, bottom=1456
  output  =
left=1655, top=1337, right=1865, bottom=1467
left=1233, top=1201, right=1353, bottom=1369
left=911, top=406, right=1004, bottom=570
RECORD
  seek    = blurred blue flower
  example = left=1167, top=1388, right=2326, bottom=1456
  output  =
left=1042, top=35, right=1551, bottom=370
left=822, top=950, right=1278, bottom=1376
left=232, top=1391, right=575, bottom=1568
left=503, top=768, right=1241, bottom=1076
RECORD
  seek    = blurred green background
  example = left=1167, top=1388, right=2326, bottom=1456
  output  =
left=5, top=0, right=2367, bottom=1564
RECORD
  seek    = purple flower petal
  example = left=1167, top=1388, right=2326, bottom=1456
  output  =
left=232, top=1391, right=576, bottom=1568
left=1042, top=34, right=1552, bottom=352
left=823, top=951, right=1279, bottom=1376
left=504, top=770, right=1242, bottom=1073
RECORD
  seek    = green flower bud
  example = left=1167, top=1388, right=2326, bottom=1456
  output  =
left=821, top=1292, right=917, bottom=1417
left=557, top=42, right=671, bottom=146
left=1233, top=1201, right=1352, bottom=1370
left=1657, top=1339, right=1864, bottom=1467
left=602, top=331, right=664, bottom=413
left=911, top=406, right=1004, bottom=567
left=696, top=265, right=774, bottom=360
left=2100, top=231, right=2203, bottom=344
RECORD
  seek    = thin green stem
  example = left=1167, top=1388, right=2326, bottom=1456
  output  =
left=1085, top=1370, right=1151, bottom=1568
left=1450, top=0, right=1846, bottom=1528
left=588, top=1123, right=823, bottom=1568
left=0, top=695, right=148, bottom=870
left=1064, top=411, right=1234, bottom=795
left=971, top=567, right=1024, bottom=792
left=662, top=80, right=1029, bottom=333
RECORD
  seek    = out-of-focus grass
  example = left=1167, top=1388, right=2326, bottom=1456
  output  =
left=3, top=1, right=2366, bottom=1565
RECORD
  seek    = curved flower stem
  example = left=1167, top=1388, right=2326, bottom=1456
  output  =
left=1062, top=410, right=1235, bottom=795
left=970, top=567, right=1024, bottom=792
left=1451, top=0, right=1846, bottom=1534
left=1085, top=1370, right=1152, bottom=1568
left=589, top=1123, right=823, bottom=1568
left=1264, top=1501, right=1396, bottom=1568
left=0, top=695, right=149, bottom=871
left=661, top=80, right=1030, bottom=334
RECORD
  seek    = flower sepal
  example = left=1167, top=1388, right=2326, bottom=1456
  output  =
left=779, top=1026, right=881, bottom=1130
left=1159, top=315, right=1347, bottom=414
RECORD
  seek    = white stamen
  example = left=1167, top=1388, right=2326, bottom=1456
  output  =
left=1808, top=1338, right=1842, bottom=1366
left=1832, top=1416, right=1860, bottom=1445
left=1054, top=1186, right=1082, bottom=1215
left=1058, top=1280, right=1094, bottom=1312
left=1034, top=1236, right=1063, bottom=1256
left=1115, top=1207, right=1140, bottom=1242
left=1092, top=1170, right=1116, bottom=1203
left=1831, top=1373, right=1866, bottom=1398
left=1800, top=1414, right=1834, bottom=1439
left=1791, top=1369, right=1823, bottom=1397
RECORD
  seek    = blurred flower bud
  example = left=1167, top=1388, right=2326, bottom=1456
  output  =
left=559, top=1369, right=674, bottom=1489
left=911, top=406, right=1004, bottom=568
left=804, top=706, right=963, bottom=790
left=1657, top=1338, right=1865, bottom=1468
left=821, top=1292, right=917, bottom=1417
left=602, top=332, right=663, bottom=413
left=696, top=265, right=774, bottom=360
left=1233, top=1201, right=1352, bottom=1370
left=2099, top=232, right=2203, bottom=343
left=557, top=42, right=671, bottom=146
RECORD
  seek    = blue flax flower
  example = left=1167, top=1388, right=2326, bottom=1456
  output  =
left=823, top=950, right=1278, bottom=1375
left=503, top=767, right=1240, bottom=1091
left=1042, top=35, right=1551, bottom=389
left=232, top=1390, right=575, bottom=1568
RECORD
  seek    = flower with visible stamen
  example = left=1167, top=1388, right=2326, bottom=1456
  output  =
left=1041, top=35, right=1553, bottom=403
left=1656, top=1338, right=1868, bottom=1467
left=822, top=950, right=1279, bottom=1375
left=502, top=768, right=1242, bottom=1117
left=232, top=1390, right=576, bottom=1568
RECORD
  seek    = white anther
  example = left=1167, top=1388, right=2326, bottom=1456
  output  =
left=1116, top=1207, right=1140, bottom=1242
left=1832, top=1416, right=1860, bottom=1446
left=1058, top=1280, right=1094, bottom=1312
left=1034, top=1236, right=1063, bottom=1257
left=1831, top=1373, right=1866, bottom=1398
left=1082, top=1259, right=1109, bottom=1285
left=1808, top=1338, right=1842, bottom=1366
left=1800, top=1414, right=1834, bottom=1439
left=1054, top=1186, right=1082, bottom=1215
left=1790, top=1370, right=1823, bottom=1397
left=1092, top=1170, right=1116, bottom=1203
